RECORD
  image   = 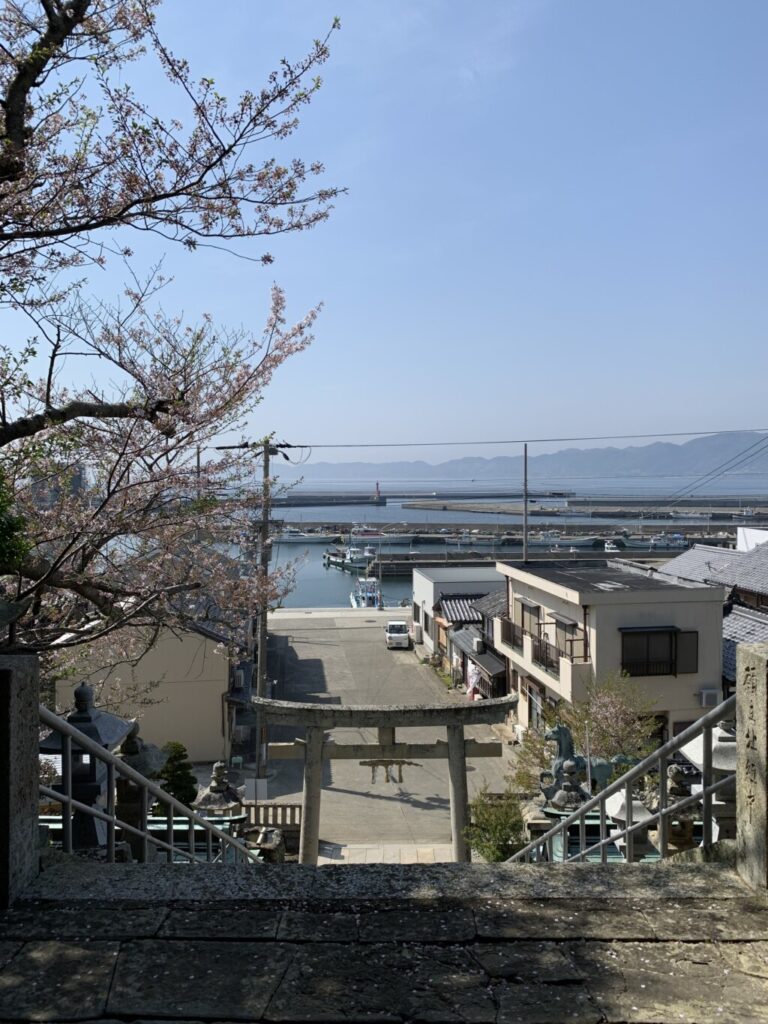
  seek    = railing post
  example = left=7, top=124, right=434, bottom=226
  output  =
left=0, top=656, right=39, bottom=909
left=624, top=779, right=634, bottom=862
left=702, top=724, right=713, bottom=848
left=61, top=734, right=73, bottom=855
left=106, top=762, right=116, bottom=864
left=736, top=644, right=768, bottom=891
left=657, top=755, right=668, bottom=858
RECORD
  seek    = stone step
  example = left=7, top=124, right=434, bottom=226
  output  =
left=0, top=862, right=765, bottom=1023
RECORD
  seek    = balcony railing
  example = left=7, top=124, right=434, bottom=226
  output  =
left=508, top=694, right=735, bottom=864
left=500, top=618, right=523, bottom=649
left=531, top=636, right=560, bottom=678
left=39, top=705, right=262, bottom=865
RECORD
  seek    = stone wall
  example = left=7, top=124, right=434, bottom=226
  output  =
left=0, top=656, right=39, bottom=908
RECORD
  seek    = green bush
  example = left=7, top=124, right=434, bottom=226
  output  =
left=159, top=741, right=198, bottom=808
left=464, top=786, right=526, bottom=862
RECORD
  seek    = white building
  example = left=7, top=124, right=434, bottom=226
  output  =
left=411, top=567, right=505, bottom=656
left=493, top=559, right=725, bottom=740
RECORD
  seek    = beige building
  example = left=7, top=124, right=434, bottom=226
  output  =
left=57, top=627, right=232, bottom=762
left=493, top=559, right=724, bottom=741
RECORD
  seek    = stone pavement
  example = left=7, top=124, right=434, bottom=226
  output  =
left=1, top=858, right=767, bottom=1022
left=317, top=841, right=455, bottom=864
left=265, top=608, right=511, bottom=847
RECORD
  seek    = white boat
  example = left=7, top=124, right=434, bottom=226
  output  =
left=649, top=533, right=687, bottom=550
left=604, top=540, right=621, bottom=553
left=274, top=527, right=341, bottom=544
left=350, top=577, right=382, bottom=609
left=324, top=545, right=375, bottom=570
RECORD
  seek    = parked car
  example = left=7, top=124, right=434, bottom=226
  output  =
left=384, top=620, right=410, bottom=649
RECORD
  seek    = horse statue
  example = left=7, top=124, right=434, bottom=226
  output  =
left=539, top=723, right=634, bottom=805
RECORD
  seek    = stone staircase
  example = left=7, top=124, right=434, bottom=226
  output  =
left=0, top=858, right=766, bottom=1023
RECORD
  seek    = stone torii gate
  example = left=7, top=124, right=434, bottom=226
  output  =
left=250, top=694, right=518, bottom=865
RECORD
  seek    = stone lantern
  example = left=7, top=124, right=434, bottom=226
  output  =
left=40, top=682, right=133, bottom=849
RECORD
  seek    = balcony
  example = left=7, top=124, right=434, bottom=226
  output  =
left=531, top=636, right=560, bottom=679
left=500, top=618, right=523, bottom=650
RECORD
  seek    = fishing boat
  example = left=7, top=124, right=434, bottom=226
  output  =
left=324, top=545, right=376, bottom=571
left=350, top=577, right=382, bottom=609
left=648, top=533, right=687, bottom=550
left=274, top=526, right=341, bottom=544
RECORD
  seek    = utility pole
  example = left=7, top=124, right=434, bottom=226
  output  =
left=523, top=442, right=529, bottom=562
left=255, top=439, right=271, bottom=791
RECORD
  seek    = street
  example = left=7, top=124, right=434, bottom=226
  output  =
left=265, top=608, right=510, bottom=852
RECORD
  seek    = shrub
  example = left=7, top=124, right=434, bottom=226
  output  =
left=159, top=741, right=198, bottom=808
left=464, top=786, right=526, bottom=862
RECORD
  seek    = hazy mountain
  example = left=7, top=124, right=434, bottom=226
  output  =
left=275, top=432, right=768, bottom=487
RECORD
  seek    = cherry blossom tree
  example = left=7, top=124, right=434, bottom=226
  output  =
left=0, top=1, right=341, bottom=655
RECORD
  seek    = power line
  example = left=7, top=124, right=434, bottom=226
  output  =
left=659, top=434, right=768, bottom=505
left=288, top=426, right=768, bottom=450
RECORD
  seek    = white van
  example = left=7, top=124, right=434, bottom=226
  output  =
left=384, top=620, right=410, bottom=649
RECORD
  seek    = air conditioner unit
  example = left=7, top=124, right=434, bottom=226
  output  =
left=412, top=623, right=423, bottom=644
left=472, top=637, right=485, bottom=654
left=699, top=688, right=720, bottom=708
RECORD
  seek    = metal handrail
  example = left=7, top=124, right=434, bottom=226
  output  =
left=39, top=705, right=261, bottom=865
left=508, top=694, right=735, bottom=864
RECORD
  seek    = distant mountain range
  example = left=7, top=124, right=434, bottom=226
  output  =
left=276, top=432, right=768, bottom=488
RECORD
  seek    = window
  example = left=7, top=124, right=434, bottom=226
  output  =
left=423, top=611, right=432, bottom=637
left=412, top=603, right=421, bottom=624
left=677, top=631, right=698, bottom=674
left=515, top=598, right=539, bottom=635
left=619, top=628, right=699, bottom=677
left=621, top=628, right=674, bottom=676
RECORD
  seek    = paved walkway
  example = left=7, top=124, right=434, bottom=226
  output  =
left=266, top=607, right=511, bottom=848
left=318, top=841, right=455, bottom=864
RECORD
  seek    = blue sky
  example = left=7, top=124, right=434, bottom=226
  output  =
left=88, top=2, right=768, bottom=464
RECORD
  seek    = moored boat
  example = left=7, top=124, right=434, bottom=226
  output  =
left=275, top=526, right=341, bottom=544
left=350, top=577, right=382, bottom=609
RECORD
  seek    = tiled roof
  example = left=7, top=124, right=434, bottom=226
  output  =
left=450, top=626, right=505, bottom=676
left=662, top=542, right=768, bottom=599
left=660, top=545, right=742, bottom=585
left=725, top=542, right=768, bottom=599
left=472, top=591, right=506, bottom=619
left=722, top=605, right=768, bottom=681
left=434, top=593, right=485, bottom=624
left=450, top=625, right=483, bottom=655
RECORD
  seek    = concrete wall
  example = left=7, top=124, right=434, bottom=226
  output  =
left=57, top=631, right=230, bottom=762
left=590, top=598, right=723, bottom=730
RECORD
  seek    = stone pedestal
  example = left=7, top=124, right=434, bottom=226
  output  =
left=0, top=656, right=39, bottom=908
left=736, top=644, right=768, bottom=891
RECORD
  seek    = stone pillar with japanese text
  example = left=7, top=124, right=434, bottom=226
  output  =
left=736, top=643, right=768, bottom=891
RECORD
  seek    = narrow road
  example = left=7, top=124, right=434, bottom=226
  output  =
left=266, top=608, right=509, bottom=845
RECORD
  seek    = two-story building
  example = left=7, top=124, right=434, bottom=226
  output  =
left=493, top=559, right=725, bottom=741
left=411, top=566, right=506, bottom=658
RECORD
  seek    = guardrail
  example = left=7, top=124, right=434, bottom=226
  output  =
left=508, top=695, right=735, bottom=864
left=39, top=705, right=262, bottom=865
